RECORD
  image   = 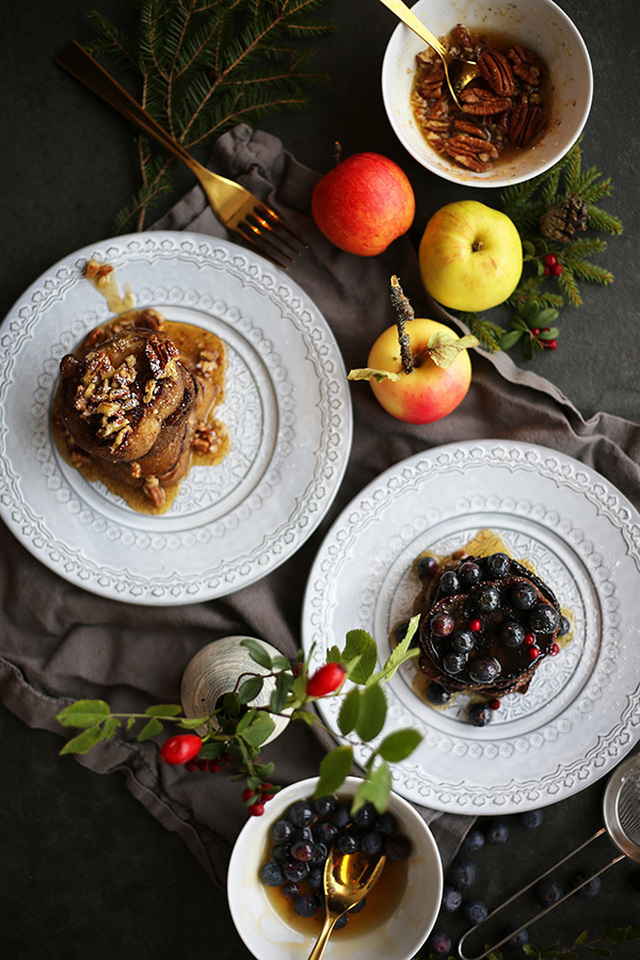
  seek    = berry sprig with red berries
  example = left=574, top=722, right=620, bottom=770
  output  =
left=56, top=623, right=423, bottom=816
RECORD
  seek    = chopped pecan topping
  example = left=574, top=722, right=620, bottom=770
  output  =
left=508, top=102, right=544, bottom=147
left=479, top=49, right=515, bottom=97
left=145, top=335, right=179, bottom=380
left=143, top=476, right=165, bottom=508
left=192, top=422, right=222, bottom=455
left=135, top=308, right=165, bottom=331
left=84, top=259, right=100, bottom=280
left=460, top=87, right=512, bottom=115
left=130, top=462, right=142, bottom=480
left=143, top=379, right=157, bottom=404
left=508, top=45, right=544, bottom=85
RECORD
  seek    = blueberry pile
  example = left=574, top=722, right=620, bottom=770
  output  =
left=259, top=795, right=411, bottom=926
left=416, top=551, right=565, bottom=715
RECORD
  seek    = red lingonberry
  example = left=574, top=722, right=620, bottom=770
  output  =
left=551, top=262, right=563, bottom=276
left=524, top=633, right=536, bottom=646
left=159, top=733, right=203, bottom=766
left=469, top=618, right=482, bottom=633
left=197, top=758, right=210, bottom=771
left=209, top=760, right=222, bottom=774
left=545, top=339, right=558, bottom=350
left=248, top=801, right=265, bottom=817
left=543, top=254, right=557, bottom=267
left=550, top=642, right=560, bottom=656
left=490, top=699, right=501, bottom=711
left=528, top=646, right=541, bottom=659
left=184, top=759, right=199, bottom=773
left=543, top=266, right=550, bottom=276
left=306, top=662, right=346, bottom=698
left=242, top=787, right=256, bottom=803
left=530, top=327, right=540, bottom=336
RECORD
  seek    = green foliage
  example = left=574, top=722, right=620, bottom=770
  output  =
left=87, top=0, right=335, bottom=230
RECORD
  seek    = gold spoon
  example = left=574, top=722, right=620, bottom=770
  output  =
left=307, top=850, right=387, bottom=960
left=377, top=0, right=481, bottom=107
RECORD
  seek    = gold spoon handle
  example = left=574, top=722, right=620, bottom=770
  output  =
left=307, top=912, right=340, bottom=960
left=375, top=0, right=448, bottom=58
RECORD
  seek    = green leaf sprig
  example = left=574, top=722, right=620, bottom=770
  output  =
left=57, top=621, right=422, bottom=814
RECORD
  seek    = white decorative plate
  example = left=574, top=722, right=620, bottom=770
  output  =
left=0, top=232, right=352, bottom=605
left=302, top=440, right=640, bottom=814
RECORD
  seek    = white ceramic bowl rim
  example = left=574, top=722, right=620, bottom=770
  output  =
left=381, top=0, right=594, bottom=188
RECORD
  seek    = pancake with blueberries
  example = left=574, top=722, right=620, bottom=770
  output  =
left=416, top=549, right=562, bottom=700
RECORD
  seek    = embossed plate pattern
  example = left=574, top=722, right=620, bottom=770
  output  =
left=302, top=441, right=640, bottom=814
left=0, top=232, right=352, bottom=604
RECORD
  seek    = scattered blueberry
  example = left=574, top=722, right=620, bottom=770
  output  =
left=431, top=612, right=455, bottom=637
left=462, top=827, right=485, bottom=852
left=272, top=843, right=290, bottom=861
left=485, top=552, right=510, bottom=578
left=468, top=656, right=501, bottom=684
left=463, top=899, right=489, bottom=925
left=283, top=858, right=309, bottom=883
left=426, top=683, right=452, bottom=706
left=468, top=702, right=493, bottom=727
left=427, top=931, right=452, bottom=957
left=443, top=651, right=466, bottom=674
left=337, top=831, right=359, bottom=854
left=313, top=820, right=338, bottom=844
left=282, top=880, right=299, bottom=899
left=535, top=877, right=563, bottom=905
left=260, top=861, right=284, bottom=886
left=484, top=820, right=509, bottom=845
left=574, top=871, right=602, bottom=899
left=558, top=615, right=571, bottom=637
left=329, top=803, right=351, bottom=828
left=272, top=818, right=294, bottom=843
left=375, top=812, right=398, bottom=835
left=289, top=800, right=315, bottom=827
left=306, top=866, right=324, bottom=890
left=334, top=914, right=349, bottom=930
left=510, top=582, right=537, bottom=611
left=507, top=927, right=530, bottom=948
left=350, top=896, right=367, bottom=914
left=310, top=841, right=328, bottom=865
left=500, top=619, right=525, bottom=648
left=439, top=570, right=460, bottom=595
left=384, top=834, right=412, bottom=862
left=291, top=840, right=315, bottom=861
left=353, top=802, right=377, bottom=828
left=474, top=583, right=501, bottom=613
left=519, top=809, right=544, bottom=829
left=448, top=857, right=478, bottom=891
left=418, top=554, right=439, bottom=579
left=528, top=602, right=560, bottom=633
left=294, top=893, right=320, bottom=918
left=459, top=561, right=483, bottom=586
left=361, top=831, right=382, bottom=855
left=313, top=795, right=336, bottom=816
left=451, top=629, right=475, bottom=653
left=441, top=885, right=463, bottom=912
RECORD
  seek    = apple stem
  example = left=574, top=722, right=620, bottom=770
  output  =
left=389, top=275, right=415, bottom=375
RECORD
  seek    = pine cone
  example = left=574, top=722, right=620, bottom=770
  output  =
left=540, top=197, right=589, bottom=242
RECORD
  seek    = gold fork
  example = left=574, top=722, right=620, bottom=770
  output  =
left=55, top=41, right=307, bottom=269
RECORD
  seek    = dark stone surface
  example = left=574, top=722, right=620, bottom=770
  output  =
left=1, top=1, right=639, bottom=958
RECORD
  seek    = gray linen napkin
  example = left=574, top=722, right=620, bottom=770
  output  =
left=2, top=123, right=640, bottom=889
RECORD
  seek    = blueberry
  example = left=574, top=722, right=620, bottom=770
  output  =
left=337, top=831, right=359, bottom=854
left=307, top=866, right=324, bottom=890
left=451, top=629, right=475, bottom=653
left=507, top=927, right=529, bottom=948
left=330, top=803, right=350, bottom=828
left=520, top=809, right=543, bottom=829
left=468, top=656, right=501, bottom=684
left=463, top=828, right=485, bottom=852
left=426, top=682, right=452, bottom=706
left=384, top=834, right=412, bottom=862
left=427, top=931, right=452, bottom=957
left=310, top=841, right=328, bottom=865
left=535, top=877, right=563, bottom=905
left=463, top=899, right=488, bottom=925
left=272, top=843, right=290, bottom=861
left=291, top=840, right=315, bottom=861
left=574, top=871, right=602, bottom=899
left=484, top=820, right=509, bottom=844
left=431, top=612, right=455, bottom=637
left=313, top=820, right=338, bottom=844
left=443, top=651, right=466, bottom=674
left=439, top=570, right=460, bottom=595
left=272, top=818, right=294, bottom=843
left=294, top=893, right=320, bottom=918
left=361, top=831, right=382, bottom=855
left=283, top=858, right=309, bottom=883
left=528, top=602, right=560, bottom=634
left=510, top=582, right=537, bottom=611
left=289, top=800, right=315, bottom=828
left=282, top=880, right=299, bottom=899
left=375, top=812, right=398, bottom=836
left=485, top=552, right=510, bottom=579
left=260, top=860, right=284, bottom=886
left=441, top=885, right=462, bottom=912
left=459, top=561, right=483, bottom=587
left=448, top=857, right=478, bottom=891
left=500, top=619, right=525, bottom=647
left=334, top=914, right=349, bottom=930
left=558, top=615, right=571, bottom=637
left=474, top=584, right=501, bottom=613
left=353, top=802, right=377, bottom=828
left=417, top=554, right=439, bottom=579
left=313, top=795, right=336, bottom=816
left=350, top=896, right=367, bottom=914
left=468, top=702, right=493, bottom=726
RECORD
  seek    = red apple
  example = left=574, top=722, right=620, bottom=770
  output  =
left=311, top=152, right=415, bottom=256
left=363, top=318, right=473, bottom=424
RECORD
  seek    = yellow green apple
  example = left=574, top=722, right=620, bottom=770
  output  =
left=419, top=200, right=522, bottom=311
left=311, top=152, right=415, bottom=256
left=355, top=317, right=475, bottom=424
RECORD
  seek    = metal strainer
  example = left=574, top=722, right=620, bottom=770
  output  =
left=458, top=751, right=640, bottom=960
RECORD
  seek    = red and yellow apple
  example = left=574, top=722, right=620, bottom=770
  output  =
left=362, top=318, right=473, bottom=424
left=311, top=152, right=415, bottom=256
left=419, top=200, right=522, bottom=311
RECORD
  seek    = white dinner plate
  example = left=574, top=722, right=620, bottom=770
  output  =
left=302, top=440, right=640, bottom=814
left=0, top=232, right=352, bottom=605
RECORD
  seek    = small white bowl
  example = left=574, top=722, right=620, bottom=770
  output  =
left=227, top=776, right=443, bottom=960
left=381, top=0, right=593, bottom=188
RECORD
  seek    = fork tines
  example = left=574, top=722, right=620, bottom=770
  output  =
left=236, top=205, right=308, bottom=270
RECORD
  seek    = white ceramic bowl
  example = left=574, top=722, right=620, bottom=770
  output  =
left=381, top=0, right=593, bottom=188
left=227, top=777, right=443, bottom=960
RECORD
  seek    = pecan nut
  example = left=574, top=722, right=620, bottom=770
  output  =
left=508, top=45, right=544, bottom=85
left=508, top=102, right=544, bottom=147
left=478, top=49, right=515, bottom=97
left=459, top=87, right=512, bottom=115
left=442, top=133, right=500, bottom=172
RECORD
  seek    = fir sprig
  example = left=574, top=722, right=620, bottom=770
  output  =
left=87, top=0, right=334, bottom=231
left=462, top=139, right=623, bottom=359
